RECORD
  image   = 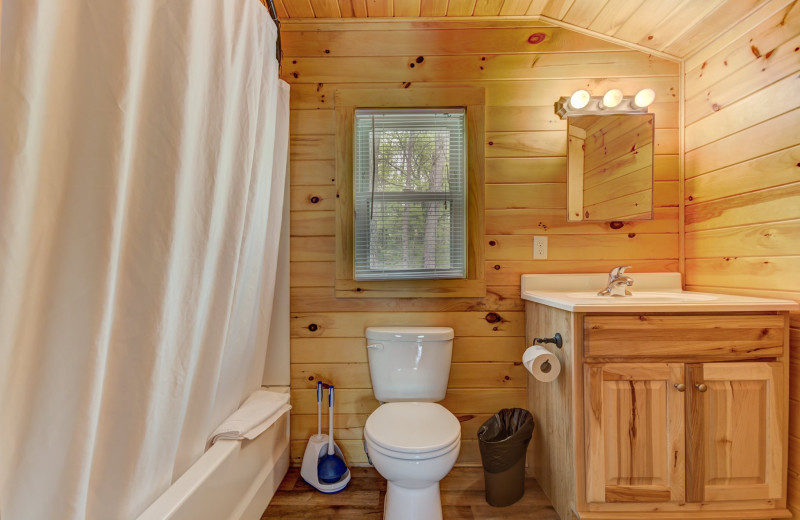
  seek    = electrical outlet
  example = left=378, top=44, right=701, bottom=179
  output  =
left=533, top=236, right=547, bottom=259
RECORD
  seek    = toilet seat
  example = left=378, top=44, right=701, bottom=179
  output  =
left=364, top=402, right=461, bottom=458
left=366, top=434, right=460, bottom=461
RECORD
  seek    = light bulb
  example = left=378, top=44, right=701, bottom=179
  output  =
left=601, top=89, right=623, bottom=109
left=569, top=90, right=590, bottom=109
left=633, top=88, right=655, bottom=108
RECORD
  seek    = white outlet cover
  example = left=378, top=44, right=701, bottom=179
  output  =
left=533, top=236, right=547, bottom=259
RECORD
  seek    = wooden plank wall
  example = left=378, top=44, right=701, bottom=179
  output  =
left=281, top=19, right=680, bottom=467
left=682, top=0, right=800, bottom=515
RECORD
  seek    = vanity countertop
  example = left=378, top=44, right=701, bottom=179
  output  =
left=521, top=273, right=799, bottom=313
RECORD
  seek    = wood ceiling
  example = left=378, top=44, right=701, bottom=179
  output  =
left=273, top=0, right=779, bottom=58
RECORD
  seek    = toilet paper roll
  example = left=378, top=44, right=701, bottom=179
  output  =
left=522, top=345, right=561, bottom=382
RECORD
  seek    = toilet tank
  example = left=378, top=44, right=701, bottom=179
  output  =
left=365, top=326, right=454, bottom=402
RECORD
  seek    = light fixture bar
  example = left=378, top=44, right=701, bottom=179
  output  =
left=554, top=92, right=654, bottom=119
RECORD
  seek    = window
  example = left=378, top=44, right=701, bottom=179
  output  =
left=353, top=109, right=466, bottom=280
left=334, top=88, right=485, bottom=298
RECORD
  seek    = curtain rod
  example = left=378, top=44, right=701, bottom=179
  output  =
left=263, top=0, right=282, bottom=64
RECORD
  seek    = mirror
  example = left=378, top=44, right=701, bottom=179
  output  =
left=566, top=114, right=654, bottom=221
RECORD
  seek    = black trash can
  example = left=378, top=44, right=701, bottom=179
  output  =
left=477, top=408, right=534, bottom=507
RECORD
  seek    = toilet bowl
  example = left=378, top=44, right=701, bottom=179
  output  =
left=364, top=402, right=460, bottom=520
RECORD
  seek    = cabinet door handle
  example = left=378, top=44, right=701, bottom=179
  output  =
left=695, top=383, right=708, bottom=392
left=674, top=383, right=686, bottom=392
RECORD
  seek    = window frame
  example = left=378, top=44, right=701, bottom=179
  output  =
left=334, top=88, right=485, bottom=298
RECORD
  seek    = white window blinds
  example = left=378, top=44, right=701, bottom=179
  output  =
left=354, top=109, right=467, bottom=281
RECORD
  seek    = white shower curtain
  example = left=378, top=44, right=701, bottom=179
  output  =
left=0, top=0, right=289, bottom=518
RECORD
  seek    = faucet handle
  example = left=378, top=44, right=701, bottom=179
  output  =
left=610, top=265, right=632, bottom=278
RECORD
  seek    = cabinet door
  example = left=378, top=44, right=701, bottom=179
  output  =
left=686, top=362, right=784, bottom=502
left=584, top=363, right=685, bottom=504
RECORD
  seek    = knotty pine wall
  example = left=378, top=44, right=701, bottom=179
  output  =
left=682, top=1, right=800, bottom=515
left=281, top=19, right=680, bottom=466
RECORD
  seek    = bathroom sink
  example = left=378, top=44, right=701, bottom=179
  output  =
left=564, top=291, right=718, bottom=303
left=521, top=273, right=798, bottom=313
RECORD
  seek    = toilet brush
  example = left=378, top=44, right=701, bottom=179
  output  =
left=316, top=381, right=323, bottom=439
left=301, top=382, right=350, bottom=492
left=317, top=385, right=348, bottom=484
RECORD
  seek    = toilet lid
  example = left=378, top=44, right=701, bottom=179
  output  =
left=364, top=402, right=460, bottom=454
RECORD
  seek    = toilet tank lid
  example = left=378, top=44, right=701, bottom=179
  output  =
left=365, top=327, right=454, bottom=341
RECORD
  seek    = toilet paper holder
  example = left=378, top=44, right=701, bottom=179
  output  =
left=534, top=333, right=563, bottom=349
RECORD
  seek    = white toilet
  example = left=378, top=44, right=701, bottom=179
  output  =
left=364, top=326, right=461, bottom=520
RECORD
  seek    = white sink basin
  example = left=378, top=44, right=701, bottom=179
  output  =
left=564, top=291, right=718, bottom=303
left=521, top=273, right=798, bottom=313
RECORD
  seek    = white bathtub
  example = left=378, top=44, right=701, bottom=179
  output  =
left=136, top=405, right=290, bottom=520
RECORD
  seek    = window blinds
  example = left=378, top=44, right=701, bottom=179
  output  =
left=354, top=109, right=467, bottom=280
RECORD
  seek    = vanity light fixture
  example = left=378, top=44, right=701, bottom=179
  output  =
left=554, top=88, right=656, bottom=119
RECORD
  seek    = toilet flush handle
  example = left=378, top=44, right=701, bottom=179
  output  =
left=367, top=343, right=384, bottom=351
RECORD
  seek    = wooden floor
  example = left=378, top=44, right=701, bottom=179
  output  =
left=262, top=466, right=559, bottom=519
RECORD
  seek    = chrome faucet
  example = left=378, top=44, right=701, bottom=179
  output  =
left=598, top=265, right=633, bottom=297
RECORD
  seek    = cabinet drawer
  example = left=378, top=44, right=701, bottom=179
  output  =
left=584, top=314, right=785, bottom=360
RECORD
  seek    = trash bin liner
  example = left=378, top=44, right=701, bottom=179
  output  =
left=477, top=408, right=534, bottom=507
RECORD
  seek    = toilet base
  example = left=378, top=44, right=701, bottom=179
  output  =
left=384, top=481, right=443, bottom=520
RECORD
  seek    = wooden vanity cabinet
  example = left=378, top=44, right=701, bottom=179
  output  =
left=525, top=303, right=791, bottom=520
left=585, top=361, right=784, bottom=505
